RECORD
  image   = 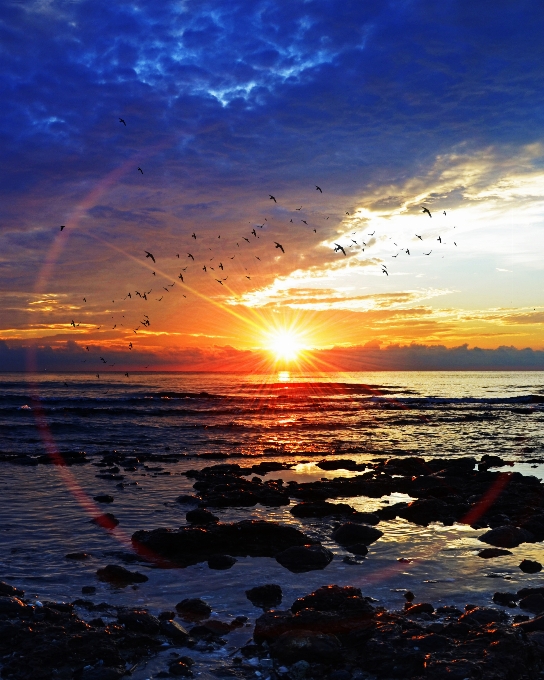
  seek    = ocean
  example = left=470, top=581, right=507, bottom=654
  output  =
left=1, top=371, right=544, bottom=677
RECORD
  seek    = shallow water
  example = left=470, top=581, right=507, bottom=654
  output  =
left=1, top=371, right=544, bottom=676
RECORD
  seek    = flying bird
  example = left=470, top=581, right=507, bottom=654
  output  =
left=83, top=297, right=86, bottom=302
left=274, top=242, right=285, bottom=253
left=251, top=229, right=257, bottom=237
left=301, top=220, right=307, bottom=225
left=243, top=237, right=250, bottom=243
left=138, top=167, right=143, bottom=174
left=382, top=269, right=389, bottom=276
left=125, top=373, right=129, bottom=378
left=192, top=233, right=196, bottom=239
left=218, top=263, right=223, bottom=270
left=415, top=234, right=423, bottom=240
left=315, top=185, right=322, bottom=193
left=421, top=206, right=432, bottom=218
left=145, top=251, right=155, bottom=263
left=269, top=195, right=277, bottom=203
left=334, top=243, right=346, bottom=256
left=119, top=118, right=126, bottom=126
left=215, top=279, right=224, bottom=285
left=437, top=236, right=442, bottom=243
left=163, top=287, right=170, bottom=292
left=424, top=250, right=432, bottom=255
left=202, top=265, right=207, bottom=272
left=176, top=254, right=179, bottom=258
left=443, top=211, right=447, bottom=216
left=188, top=253, right=194, bottom=260
left=178, top=273, right=184, bottom=282
left=70, top=320, right=76, bottom=327
left=406, top=249, right=410, bottom=255
left=129, top=342, right=132, bottom=350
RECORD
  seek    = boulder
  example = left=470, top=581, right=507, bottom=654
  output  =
left=290, top=501, right=356, bottom=518
left=331, top=523, right=383, bottom=546
left=117, top=610, right=160, bottom=634
left=96, top=565, right=148, bottom=585
left=478, top=548, right=513, bottom=558
left=186, top=508, right=219, bottom=525
left=478, top=526, right=534, bottom=549
left=207, top=554, right=236, bottom=570
left=0, top=582, right=24, bottom=598
left=160, top=619, right=190, bottom=641
left=520, top=594, right=544, bottom=614
left=0, top=597, right=26, bottom=616
left=246, top=584, right=283, bottom=609
left=90, top=512, right=119, bottom=529
left=271, top=629, right=342, bottom=664
left=175, top=598, right=212, bottom=620
left=275, top=545, right=333, bottom=573
left=520, top=559, right=542, bottom=574
left=94, top=494, right=114, bottom=503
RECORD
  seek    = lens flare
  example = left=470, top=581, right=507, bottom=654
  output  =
left=267, top=330, right=302, bottom=361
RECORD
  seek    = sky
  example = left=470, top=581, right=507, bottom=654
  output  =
left=1, top=0, right=544, bottom=371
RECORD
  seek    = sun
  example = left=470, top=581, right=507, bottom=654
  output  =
left=267, top=330, right=302, bottom=362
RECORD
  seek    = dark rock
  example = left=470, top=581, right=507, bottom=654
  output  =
left=291, top=585, right=368, bottom=614
left=246, top=584, right=283, bottom=609
left=82, top=586, right=96, bottom=594
left=458, top=606, right=507, bottom=626
left=175, top=598, right=212, bottom=620
left=169, top=660, right=193, bottom=677
left=158, top=610, right=176, bottom=620
left=520, top=559, right=542, bottom=573
left=80, top=668, right=126, bottom=680
left=118, top=610, right=160, bottom=634
left=317, top=459, right=361, bottom=471
left=331, top=523, right=383, bottom=546
left=518, top=586, right=544, bottom=599
left=90, top=512, right=119, bottom=529
left=94, top=494, right=114, bottom=503
left=351, top=512, right=380, bottom=525
left=207, top=553, right=237, bottom=570
left=478, top=525, right=534, bottom=548
left=493, top=592, right=518, bottom=607
left=275, top=544, right=334, bottom=573
left=290, top=501, right=356, bottom=518
left=132, top=520, right=314, bottom=566
left=329, top=671, right=352, bottom=680
left=0, top=581, right=24, bottom=598
left=160, top=619, right=190, bottom=641
left=479, top=454, right=507, bottom=469
left=405, top=602, right=434, bottom=615
left=0, top=597, right=26, bottom=615
left=176, top=494, right=199, bottom=504
left=66, top=552, right=91, bottom=560
left=519, top=516, right=544, bottom=541
left=520, top=594, right=544, bottom=614
left=186, top=508, right=219, bottom=525
left=478, top=548, right=513, bottom=558
left=396, top=498, right=449, bottom=526
left=96, top=564, right=148, bottom=585
left=404, top=591, right=415, bottom=603
left=345, top=543, right=368, bottom=556
left=514, top=614, right=544, bottom=632
left=271, top=629, right=342, bottom=664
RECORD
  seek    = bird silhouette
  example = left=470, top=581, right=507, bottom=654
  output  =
left=83, top=297, right=86, bottom=302
left=203, top=265, right=207, bottom=272
left=424, top=250, right=432, bottom=255
left=437, top=236, right=442, bottom=243
left=129, top=342, right=132, bottom=349
left=145, top=251, right=155, bottom=263
left=406, top=249, right=410, bottom=255
left=316, top=185, right=322, bottom=193
left=218, top=263, right=223, bottom=270
left=269, top=195, right=277, bottom=203
left=443, top=211, right=447, bottom=216
left=274, top=242, right=285, bottom=253
left=60, top=225, right=65, bottom=231
left=192, top=233, right=196, bottom=239
left=243, top=237, right=250, bottom=243
left=421, top=206, right=432, bottom=218
left=178, top=273, right=184, bottom=282
left=301, top=220, right=307, bottom=225
left=188, top=253, right=194, bottom=260
left=251, top=229, right=257, bottom=237
left=215, top=279, right=223, bottom=285
left=334, top=243, right=346, bottom=256
left=415, top=234, right=423, bottom=240
left=125, top=372, right=129, bottom=377
left=119, top=118, right=126, bottom=126
left=368, top=231, right=375, bottom=236
left=138, top=167, right=143, bottom=174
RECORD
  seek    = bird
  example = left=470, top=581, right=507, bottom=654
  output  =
left=316, top=185, right=322, bottom=193
left=145, top=251, right=155, bottom=263
left=437, top=236, right=442, bottom=243
left=125, top=373, right=129, bottom=377
left=202, top=265, right=207, bottom=272
left=290, top=219, right=293, bottom=223
left=192, top=233, right=196, bottom=239
left=251, top=229, right=257, bottom=237
left=351, top=239, right=358, bottom=245
left=245, top=275, right=251, bottom=279
left=163, top=287, right=170, bottom=292
left=443, top=211, right=446, bottom=216
left=334, top=243, right=346, bottom=256
left=368, top=231, right=375, bottom=236
left=243, top=237, right=250, bottom=243
left=382, top=269, right=389, bottom=276
left=138, top=167, right=143, bottom=174
left=129, top=342, right=132, bottom=350
left=83, top=297, right=86, bottom=302
left=454, top=242, right=457, bottom=246
left=218, top=263, right=223, bottom=270
left=255, top=256, right=261, bottom=260
left=157, top=296, right=163, bottom=301
left=176, top=254, right=179, bottom=258
left=119, top=118, right=126, bottom=126
left=392, top=254, right=398, bottom=258
left=296, top=206, right=302, bottom=210
left=178, top=273, right=184, bottom=282
left=166, top=282, right=174, bottom=287
left=415, top=234, right=423, bottom=240
left=85, top=346, right=89, bottom=351
left=274, top=242, right=285, bottom=253
left=215, top=279, right=223, bottom=285
left=421, top=206, right=432, bottom=218
left=313, top=229, right=316, bottom=233
left=301, top=220, right=307, bottom=225
left=135, top=291, right=142, bottom=297
left=96, top=373, right=100, bottom=379
left=269, top=195, right=277, bottom=203
left=142, top=293, right=147, bottom=300
left=70, top=319, right=76, bottom=327
left=406, top=249, right=410, bottom=255
left=424, top=250, right=432, bottom=255
left=188, top=253, right=194, bottom=260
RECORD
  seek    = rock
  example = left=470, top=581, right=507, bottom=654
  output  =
left=175, top=598, right=212, bottom=620
left=405, top=602, right=434, bottom=615
left=514, top=613, right=544, bottom=632
left=345, top=543, right=368, bottom=556
left=81, top=668, right=126, bottom=680
left=271, top=629, right=342, bottom=664
left=82, top=585, right=96, bottom=594
left=329, top=671, right=352, bottom=680
left=331, top=523, right=383, bottom=546
left=0, top=581, right=24, bottom=598
left=0, top=597, right=26, bottom=615
left=160, top=619, right=190, bottom=641
left=478, top=548, right=513, bottom=558
left=169, top=660, right=193, bottom=677
left=96, top=564, right=148, bottom=585
left=132, top=520, right=315, bottom=566
left=290, top=501, right=356, bottom=518
left=94, top=494, right=114, bottom=503
left=520, top=594, right=544, bottom=614
left=493, top=592, right=518, bottom=607
left=351, top=512, right=381, bottom=526
left=478, top=525, right=534, bottom=548
left=275, top=545, right=334, bottom=573
left=118, top=610, right=160, bottom=634
left=207, top=553, right=236, bottom=570
left=458, top=606, right=507, bottom=626
left=396, top=498, right=449, bottom=526
left=287, top=660, right=311, bottom=680
left=246, top=584, right=283, bottom=609
left=176, top=494, right=199, bottom=504
left=291, top=585, right=368, bottom=614
left=90, top=512, right=119, bottom=529
left=186, top=508, right=219, bottom=525
left=66, top=552, right=91, bottom=560
left=158, top=610, right=176, bottom=620
left=520, top=559, right=542, bottom=573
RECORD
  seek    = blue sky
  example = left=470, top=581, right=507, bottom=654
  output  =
left=1, top=0, right=544, bottom=369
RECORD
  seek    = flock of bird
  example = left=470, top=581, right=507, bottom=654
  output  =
left=59, top=117, right=458, bottom=374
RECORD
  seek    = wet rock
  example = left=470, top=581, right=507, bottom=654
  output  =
left=514, top=613, right=544, bottom=632
left=132, top=520, right=315, bottom=566
left=246, top=584, right=283, bottom=609
left=160, top=619, right=190, bottom=641
left=118, top=610, right=160, bottom=634
left=207, top=553, right=237, bottom=569
left=396, top=498, right=450, bottom=526
left=0, top=581, right=24, bottom=598
left=493, top=592, right=518, bottom=607
left=351, top=511, right=380, bottom=525
left=271, top=629, right=342, bottom=664
left=96, top=564, right=148, bottom=585
left=520, top=558, right=542, bottom=573
left=479, top=454, right=507, bottom=469
left=176, top=494, right=199, bottom=504
left=290, top=501, right=356, bottom=518
left=404, top=602, right=434, bottom=615
left=175, top=598, right=212, bottom=620
left=478, top=525, right=534, bottom=548
left=291, top=585, right=369, bottom=614
left=331, top=522, right=383, bottom=546
left=158, top=610, right=176, bottom=620
left=168, top=660, right=194, bottom=677
left=186, top=508, right=219, bottom=525
left=317, top=459, right=363, bottom=471
left=275, top=544, right=334, bottom=573
left=520, top=594, right=544, bottom=614
left=478, top=547, right=513, bottom=558
left=90, top=512, right=120, bottom=529
left=345, top=543, right=368, bottom=556
left=458, top=606, right=508, bottom=626
left=66, top=551, right=91, bottom=559
left=94, top=494, right=114, bottom=503
left=0, top=596, right=26, bottom=615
